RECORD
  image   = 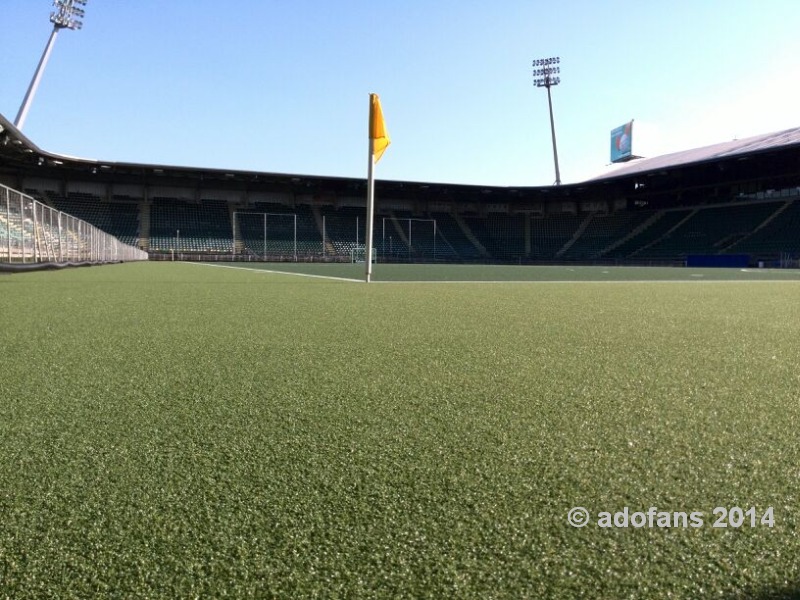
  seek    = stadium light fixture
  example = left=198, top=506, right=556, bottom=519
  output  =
left=532, top=55, right=562, bottom=185
left=14, top=0, right=89, bottom=130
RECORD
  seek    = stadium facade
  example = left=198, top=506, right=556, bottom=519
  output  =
left=2, top=111, right=799, bottom=266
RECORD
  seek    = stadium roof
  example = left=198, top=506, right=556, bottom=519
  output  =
left=2, top=111, right=799, bottom=199
left=589, top=127, right=800, bottom=182
left=0, top=112, right=542, bottom=202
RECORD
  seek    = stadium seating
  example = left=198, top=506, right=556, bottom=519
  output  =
left=1, top=185, right=147, bottom=264
left=430, top=212, right=484, bottom=259
left=239, top=203, right=320, bottom=257
left=559, top=211, right=655, bottom=260
left=20, top=188, right=800, bottom=265
left=529, top=213, right=583, bottom=260
left=32, top=191, right=140, bottom=247
left=606, top=209, right=692, bottom=260
left=150, top=198, right=231, bottom=253
left=727, top=200, right=800, bottom=257
left=0, top=216, right=22, bottom=247
left=465, top=213, right=527, bottom=260
left=319, top=206, right=366, bottom=256
left=634, top=202, right=781, bottom=260
left=387, top=210, right=457, bottom=261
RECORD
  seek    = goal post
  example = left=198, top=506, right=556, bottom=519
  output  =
left=322, top=213, right=362, bottom=259
left=381, top=217, right=437, bottom=261
left=350, top=244, right=376, bottom=263
left=233, top=211, right=298, bottom=261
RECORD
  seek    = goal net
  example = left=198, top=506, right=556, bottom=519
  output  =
left=350, top=245, right=377, bottom=263
left=381, top=217, right=438, bottom=261
left=234, top=211, right=297, bottom=260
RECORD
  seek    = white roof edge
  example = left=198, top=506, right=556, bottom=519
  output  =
left=584, top=126, right=800, bottom=183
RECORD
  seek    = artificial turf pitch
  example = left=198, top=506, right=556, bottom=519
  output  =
left=1, top=262, right=799, bottom=598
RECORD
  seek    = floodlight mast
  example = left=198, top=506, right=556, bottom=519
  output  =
left=14, top=0, right=88, bottom=130
left=532, top=56, right=562, bottom=185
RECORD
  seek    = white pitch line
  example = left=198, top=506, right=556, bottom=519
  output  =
left=188, top=262, right=362, bottom=282
left=370, top=278, right=800, bottom=284
left=186, top=263, right=800, bottom=284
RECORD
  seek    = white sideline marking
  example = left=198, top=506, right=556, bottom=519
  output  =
left=187, top=263, right=800, bottom=284
left=185, top=261, right=800, bottom=285
left=374, top=279, right=800, bottom=284
left=189, top=262, right=362, bottom=282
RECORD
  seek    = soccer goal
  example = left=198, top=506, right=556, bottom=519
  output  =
left=233, top=211, right=297, bottom=260
left=350, top=244, right=377, bottom=263
left=381, top=217, right=437, bottom=261
left=779, top=252, right=799, bottom=269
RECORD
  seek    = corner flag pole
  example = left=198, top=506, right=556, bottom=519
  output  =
left=366, top=134, right=376, bottom=283
left=365, top=93, right=390, bottom=283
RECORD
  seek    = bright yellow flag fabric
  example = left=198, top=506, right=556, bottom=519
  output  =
left=369, top=93, right=390, bottom=163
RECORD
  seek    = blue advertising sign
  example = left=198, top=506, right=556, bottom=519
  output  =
left=610, top=121, right=634, bottom=163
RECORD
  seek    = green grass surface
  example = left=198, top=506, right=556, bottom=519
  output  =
left=226, top=261, right=800, bottom=282
left=2, top=262, right=800, bottom=598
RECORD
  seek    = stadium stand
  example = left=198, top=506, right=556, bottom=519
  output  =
left=464, top=213, right=526, bottom=260
left=52, top=192, right=139, bottom=247
left=430, top=212, right=484, bottom=260
left=386, top=210, right=458, bottom=261
left=605, top=209, right=692, bottom=260
left=2, top=110, right=800, bottom=267
left=320, top=206, right=365, bottom=257
left=726, top=198, right=800, bottom=257
left=633, top=202, right=781, bottom=260
left=529, top=213, right=583, bottom=260
left=12, top=187, right=800, bottom=265
left=1, top=183, right=147, bottom=265
left=239, top=202, right=320, bottom=258
left=149, top=198, right=231, bottom=253
left=558, top=211, right=655, bottom=260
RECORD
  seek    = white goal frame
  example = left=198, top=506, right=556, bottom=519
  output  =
left=350, top=244, right=377, bottom=263
left=233, top=211, right=297, bottom=261
left=381, top=217, right=437, bottom=260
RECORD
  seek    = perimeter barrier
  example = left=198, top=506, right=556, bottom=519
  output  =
left=0, top=183, right=148, bottom=270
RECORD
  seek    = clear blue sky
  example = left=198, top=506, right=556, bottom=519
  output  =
left=2, top=1, right=799, bottom=186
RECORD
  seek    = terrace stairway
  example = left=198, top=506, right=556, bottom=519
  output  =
left=138, top=201, right=150, bottom=251
left=452, top=213, right=489, bottom=257
left=311, top=206, right=338, bottom=256
left=310, top=205, right=325, bottom=239
left=598, top=210, right=664, bottom=258
left=629, top=208, right=698, bottom=258
left=719, top=200, right=792, bottom=253
left=555, top=214, right=592, bottom=258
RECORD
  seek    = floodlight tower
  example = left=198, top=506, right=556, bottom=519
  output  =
left=532, top=56, right=562, bottom=185
left=14, top=0, right=88, bottom=130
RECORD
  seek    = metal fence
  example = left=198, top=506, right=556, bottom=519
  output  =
left=1, top=183, right=148, bottom=264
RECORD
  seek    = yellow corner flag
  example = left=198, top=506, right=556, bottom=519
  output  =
left=369, top=93, right=390, bottom=163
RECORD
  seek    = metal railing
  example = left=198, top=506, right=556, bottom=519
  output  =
left=1, top=183, right=148, bottom=264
